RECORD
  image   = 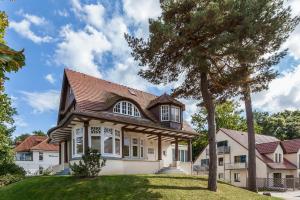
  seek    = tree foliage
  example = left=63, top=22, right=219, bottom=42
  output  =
left=254, top=110, right=300, bottom=140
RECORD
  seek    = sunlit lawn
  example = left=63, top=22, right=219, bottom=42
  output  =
left=0, top=174, right=280, bottom=200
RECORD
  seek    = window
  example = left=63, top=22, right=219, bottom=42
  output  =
left=104, top=128, right=113, bottom=154
left=16, top=152, right=33, bottom=161
left=179, top=150, right=187, bottom=162
left=279, top=154, right=282, bottom=163
left=217, top=141, right=228, bottom=147
left=123, top=137, right=130, bottom=157
left=275, top=153, right=278, bottom=162
left=39, top=152, right=43, bottom=161
left=163, top=151, right=166, bottom=156
left=201, top=159, right=209, bottom=166
left=132, top=138, right=139, bottom=157
left=90, top=127, right=101, bottom=153
left=140, top=139, right=144, bottom=158
left=113, top=101, right=141, bottom=117
left=161, top=105, right=169, bottom=121
left=171, top=106, right=180, bottom=122
left=39, top=166, right=43, bottom=175
left=218, top=157, right=224, bottom=166
left=73, top=128, right=83, bottom=156
left=218, top=173, right=224, bottom=179
left=148, top=148, right=154, bottom=154
left=115, top=130, right=121, bottom=155
left=234, top=155, right=246, bottom=163
left=234, top=173, right=240, bottom=182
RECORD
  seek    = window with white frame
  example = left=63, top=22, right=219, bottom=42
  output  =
left=73, top=128, right=83, bottom=156
left=115, top=130, right=121, bottom=155
left=140, top=139, right=144, bottom=158
left=132, top=138, right=139, bottom=157
left=16, top=152, right=33, bottom=161
left=104, top=128, right=113, bottom=154
left=90, top=126, right=101, bottom=153
left=113, top=101, right=141, bottom=117
left=39, top=152, right=43, bottom=161
left=161, top=105, right=169, bottom=121
left=123, top=137, right=130, bottom=157
left=171, top=106, right=180, bottom=122
left=234, top=173, right=240, bottom=182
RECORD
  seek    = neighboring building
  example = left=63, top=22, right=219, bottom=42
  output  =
left=15, top=135, right=59, bottom=175
left=48, top=69, right=198, bottom=175
left=194, top=128, right=299, bottom=188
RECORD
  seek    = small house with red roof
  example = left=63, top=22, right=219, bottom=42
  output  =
left=195, top=129, right=300, bottom=188
left=47, top=69, right=198, bottom=175
left=15, top=135, right=59, bottom=175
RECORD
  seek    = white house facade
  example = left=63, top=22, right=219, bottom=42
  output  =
left=15, top=136, right=59, bottom=175
left=48, top=69, right=198, bottom=175
left=194, top=128, right=299, bottom=188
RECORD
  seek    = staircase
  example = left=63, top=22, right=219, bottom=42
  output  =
left=156, top=167, right=185, bottom=174
left=55, top=168, right=70, bottom=176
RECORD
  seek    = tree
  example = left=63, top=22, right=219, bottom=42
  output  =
left=220, top=0, right=300, bottom=191
left=32, top=130, right=46, bottom=136
left=125, top=1, right=264, bottom=191
left=254, top=110, right=300, bottom=140
left=0, top=11, right=25, bottom=164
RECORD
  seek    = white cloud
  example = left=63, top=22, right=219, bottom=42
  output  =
left=54, top=25, right=111, bottom=78
left=123, top=0, right=161, bottom=23
left=14, top=116, right=28, bottom=128
left=21, top=90, right=60, bottom=113
left=54, top=9, right=69, bottom=17
left=252, top=65, right=300, bottom=112
left=45, top=74, right=56, bottom=84
left=10, top=13, right=52, bottom=43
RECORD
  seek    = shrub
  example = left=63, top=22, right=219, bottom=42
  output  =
left=70, top=148, right=106, bottom=177
left=0, top=163, right=26, bottom=176
left=0, top=174, right=24, bottom=187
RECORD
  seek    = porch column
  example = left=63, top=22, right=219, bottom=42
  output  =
left=59, top=142, right=62, bottom=165
left=187, top=139, right=192, bottom=162
left=64, top=140, right=68, bottom=163
left=175, top=137, right=179, bottom=161
left=158, top=134, right=162, bottom=160
left=121, top=127, right=125, bottom=158
left=84, top=121, right=89, bottom=154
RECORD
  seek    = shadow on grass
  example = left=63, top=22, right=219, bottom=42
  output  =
left=148, top=184, right=207, bottom=191
left=0, top=175, right=162, bottom=200
left=144, top=175, right=208, bottom=181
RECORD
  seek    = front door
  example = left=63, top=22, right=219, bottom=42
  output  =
left=273, top=173, right=282, bottom=187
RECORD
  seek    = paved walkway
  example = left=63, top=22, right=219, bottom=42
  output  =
left=261, top=191, right=300, bottom=200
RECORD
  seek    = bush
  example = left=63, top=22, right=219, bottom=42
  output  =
left=70, top=148, right=106, bottom=177
left=0, top=174, right=24, bottom=187
left=0, top=163, right=26, bottom=176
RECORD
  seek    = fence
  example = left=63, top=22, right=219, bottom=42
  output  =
left=256, top=178, right=300, bottom=192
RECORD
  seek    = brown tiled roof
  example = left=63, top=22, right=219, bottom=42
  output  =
left=147, top=93, right=185, bottom=110
left=261, top=155, right=297, bottom=170
left=15, top=135, right=58, bottom=152
left=281, top=139, right=300, bottom=154
left=256, top=141, right=280, bottom=154
left=64, top=69, right=196, bottom=134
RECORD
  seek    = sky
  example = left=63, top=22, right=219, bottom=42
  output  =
left=1, top=0, right=300, bottom=138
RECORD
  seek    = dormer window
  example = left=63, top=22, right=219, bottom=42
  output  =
left=113, top=101, right=141, bottom=117
left=160, top=105, right=181, bottom=123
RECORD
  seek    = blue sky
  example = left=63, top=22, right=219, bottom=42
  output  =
left=2, top=0, right=300, bottom=138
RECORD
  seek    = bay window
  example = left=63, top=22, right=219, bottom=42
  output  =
left=161, top=105, right=181, bottom=122
left=90, top=126, right=101, bottom=153
left=171, top=106, right=180, bottom=122
left=104, top=128, right=113, bottom=154
left=73, top=127, right=83, bottom=156
left=161, top=105, right=169, bottom=121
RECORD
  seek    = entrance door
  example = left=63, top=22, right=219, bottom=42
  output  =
left=273, top=173, right=282, bottom=187
left=286, top=175, right=294, bottom=188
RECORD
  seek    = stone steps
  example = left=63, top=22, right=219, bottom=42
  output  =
left=55, top=168, right=70, bottom=176
left=156, top=167, right=185, bottom=174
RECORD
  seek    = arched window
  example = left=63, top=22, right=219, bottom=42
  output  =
left=113, top=101, right=141, bottom=117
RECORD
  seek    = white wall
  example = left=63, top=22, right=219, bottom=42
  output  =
left=16, top=151, right=59, bottom=175
left=194, top=130, right=268, bottom=187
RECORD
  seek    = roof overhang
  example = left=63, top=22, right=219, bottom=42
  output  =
left=48, top=111, right=198, bottom=143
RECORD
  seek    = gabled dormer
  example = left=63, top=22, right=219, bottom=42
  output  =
left=147, top=93, right=185, bottom=130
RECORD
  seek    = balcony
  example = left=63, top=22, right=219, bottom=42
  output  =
left=225, top=162, right=247, bottom=170
left=193, top=165, right=209, bottom=172
left=217, top=146, right=230, bottom=154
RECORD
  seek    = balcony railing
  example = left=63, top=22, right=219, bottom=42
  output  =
left=193, top=165, right=209, bottom=172
left=217, top=146, right=230, bottom=154
left=205, top=146, right=231, bottom=155
left=225, top=162, right=247, bottom=170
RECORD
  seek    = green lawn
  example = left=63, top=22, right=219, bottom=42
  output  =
left=0, top=174, right=279, bottom=200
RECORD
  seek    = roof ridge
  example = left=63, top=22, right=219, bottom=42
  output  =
left=65, top=68, right=159, bottom=98
left=220, top=128, right=278, bottom=139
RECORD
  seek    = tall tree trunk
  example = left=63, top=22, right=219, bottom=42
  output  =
left=243, top=81, right=257, bottom=192
left=200, top=72, right=217, bottom=192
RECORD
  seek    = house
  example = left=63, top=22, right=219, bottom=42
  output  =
left=194, top=128, right=299, bottom=188
left=15, top=135, right=59, bottom=175
left=47, top=69, right=198, bottom=175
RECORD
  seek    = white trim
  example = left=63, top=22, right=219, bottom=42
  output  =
left=113, top=101, right=141, bottom=117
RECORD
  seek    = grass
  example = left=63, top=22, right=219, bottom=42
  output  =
left=0, top=174, right=279, bottom=200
